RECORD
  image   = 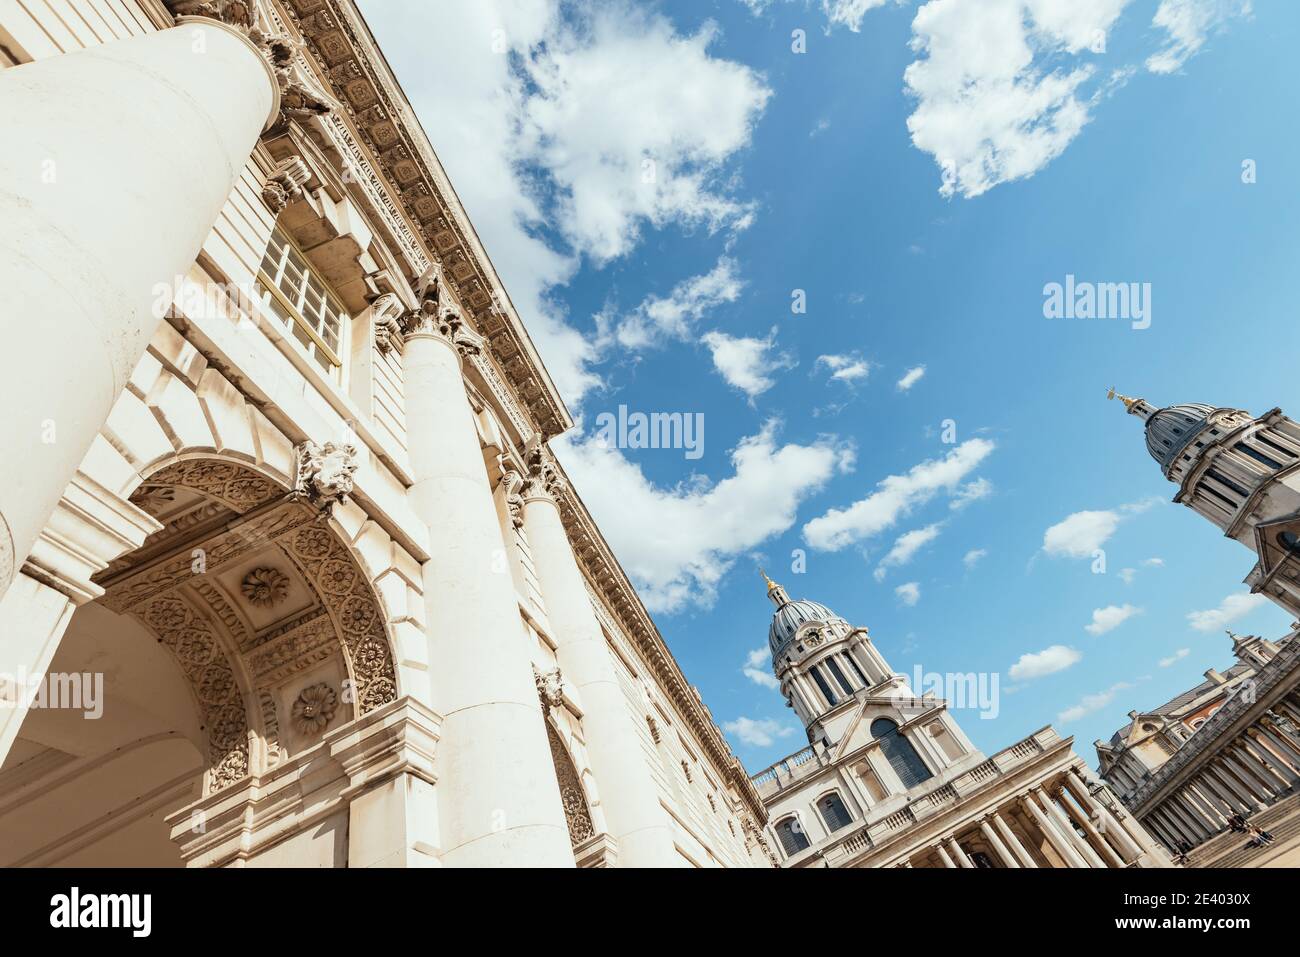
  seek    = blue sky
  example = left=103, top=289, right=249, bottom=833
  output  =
left=361, top=0, right=1298, bottom=773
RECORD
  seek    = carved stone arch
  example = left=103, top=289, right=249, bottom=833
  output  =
left=92, top=451, right=400, bottom=792
left=544, top=718, right=595, bottom=849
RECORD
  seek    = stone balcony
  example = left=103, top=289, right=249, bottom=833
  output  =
left=782, top=726, right=1065, bottom=867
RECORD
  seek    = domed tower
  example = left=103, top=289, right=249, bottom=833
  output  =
left=763, top=571, right=913, bottom=745
left=1109, top=389, right=1300, bottom=616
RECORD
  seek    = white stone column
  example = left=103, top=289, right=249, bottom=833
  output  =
left=979, top=817, right=1019, bottom=868
left=402, top=301, right=572, bottom=867
left=0, top=17, right=278, bottom=598
left=1210, top=760, right=1263, bottom=810
left=933, top=842, right=957, bottom=868
left=0, top=574, right=76, bottom=762
left=519, top=451, right=678, bottom=867
left=1061, top=769, right=1143, bottom=864
left=1056, top=787, right=1126, bottom=867
left=992, top=810, right=1038, bottom=867
left=1022, top=790, right=1088, bottom=867
left=1243, top=732, right=1298, bottom=784
left=1223, top=748, right=1277, bottom=800
left=945, top=835, right=973, bottom=868
left=1042, top=787, right=1106, bottom=867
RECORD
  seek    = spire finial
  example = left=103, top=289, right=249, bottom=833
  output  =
left=1107, top=387, right=1139, bottom=412
left=759, top=566, right=790, bottom=608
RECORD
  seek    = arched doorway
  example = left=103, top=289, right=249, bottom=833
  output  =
left=0, top=453, right=400, bottom=865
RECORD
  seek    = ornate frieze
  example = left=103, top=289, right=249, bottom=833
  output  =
left=546, top=722, right=595, bottom=848
left=136, top=591, right=250, bottom=792
left=292, top=440, right=360, bottom=510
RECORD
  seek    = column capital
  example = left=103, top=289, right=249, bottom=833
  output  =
left=400, top=268, right=484, bottom=360
left=166, top=1, right=337, bottom=129
left=522, top=438, right=566, bottom=504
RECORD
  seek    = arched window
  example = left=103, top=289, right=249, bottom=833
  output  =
left=775, top=816, right=810, bottom=857
left=870, top=717, right=933, bottom=790
left=817, top=792, right=853, bottom=832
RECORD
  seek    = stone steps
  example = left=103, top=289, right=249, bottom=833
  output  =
left=1184, top=792, right=1300, bottom=867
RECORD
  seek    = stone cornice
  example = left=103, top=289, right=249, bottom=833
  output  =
left=275, top=0, right=571, bottom=439
left=554, top=469, right=767, bottom=825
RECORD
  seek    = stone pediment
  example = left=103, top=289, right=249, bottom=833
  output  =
left=1251, top=510, right=1300, bottom=578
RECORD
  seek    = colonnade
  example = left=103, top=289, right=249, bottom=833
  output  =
left=0, top=14, right=676, bottom=867
left=1140, top=697, right=1300, bottom=852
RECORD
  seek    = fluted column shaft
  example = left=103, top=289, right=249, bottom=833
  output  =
left=405, top=323, right=571, bottom=867
left=0, top=18, right=278, bottom=599
left=522, top=481, right=678, bottom=867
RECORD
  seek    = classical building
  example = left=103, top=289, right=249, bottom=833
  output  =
left=0, top=0, right=769, bottom=868
left=1095, top=392, right=1300, bottom=866
left=750, top=575, right=1170, bottom=868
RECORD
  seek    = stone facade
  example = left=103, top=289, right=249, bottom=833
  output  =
left=0, top=0, right=766, bottom=868
left=752, top=577, right=1171, bottom=868
left=1098, top=393, right=1300, bottom=866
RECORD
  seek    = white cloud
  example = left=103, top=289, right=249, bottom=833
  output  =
left=555, top=420, right=851, bottom=613
left=742, top=647, right=780, bottom=689
left=360, top=1, right=770, bottom=407
left=1143, top=557, right=1165, bottom=567
left=1042, top=499, right=1156, bottom=559
left=1118, top=567, right=1137, bottom=585
left=724, top=716, right=797, bottom=748
left=963, top=547, right=988, bottom=569
left=1058, top=681, right=1135, bottom=724
left=804, top=438, right=995, bottom=550
left=1147, top=0, right=1252, bottom=75
left=1159, top=648, right=1191, bottom=667
left=816, top=353, right=871, bottom=383
left=600, top=257, right=744, bottom=352
left=904, top=0, right=1131, bottom=199
left=895, top=582, right=921, bottom=606
left=950, top=476, right=992, bottom=510
left=1043, top=510, right=1121, bottom=559
left=701, top=329, right=796, bottom=399
left=1008, top=644, right=1082, bottom=681
left=875, top=524, right=943, bottom=581
left=1187, top=591, right=1268, bottom=632
left=896, top=365, right=927, bottom=391
left=1085, top=603, right=1142, bottom=636
left=739, top=0, right=892, bottom=32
